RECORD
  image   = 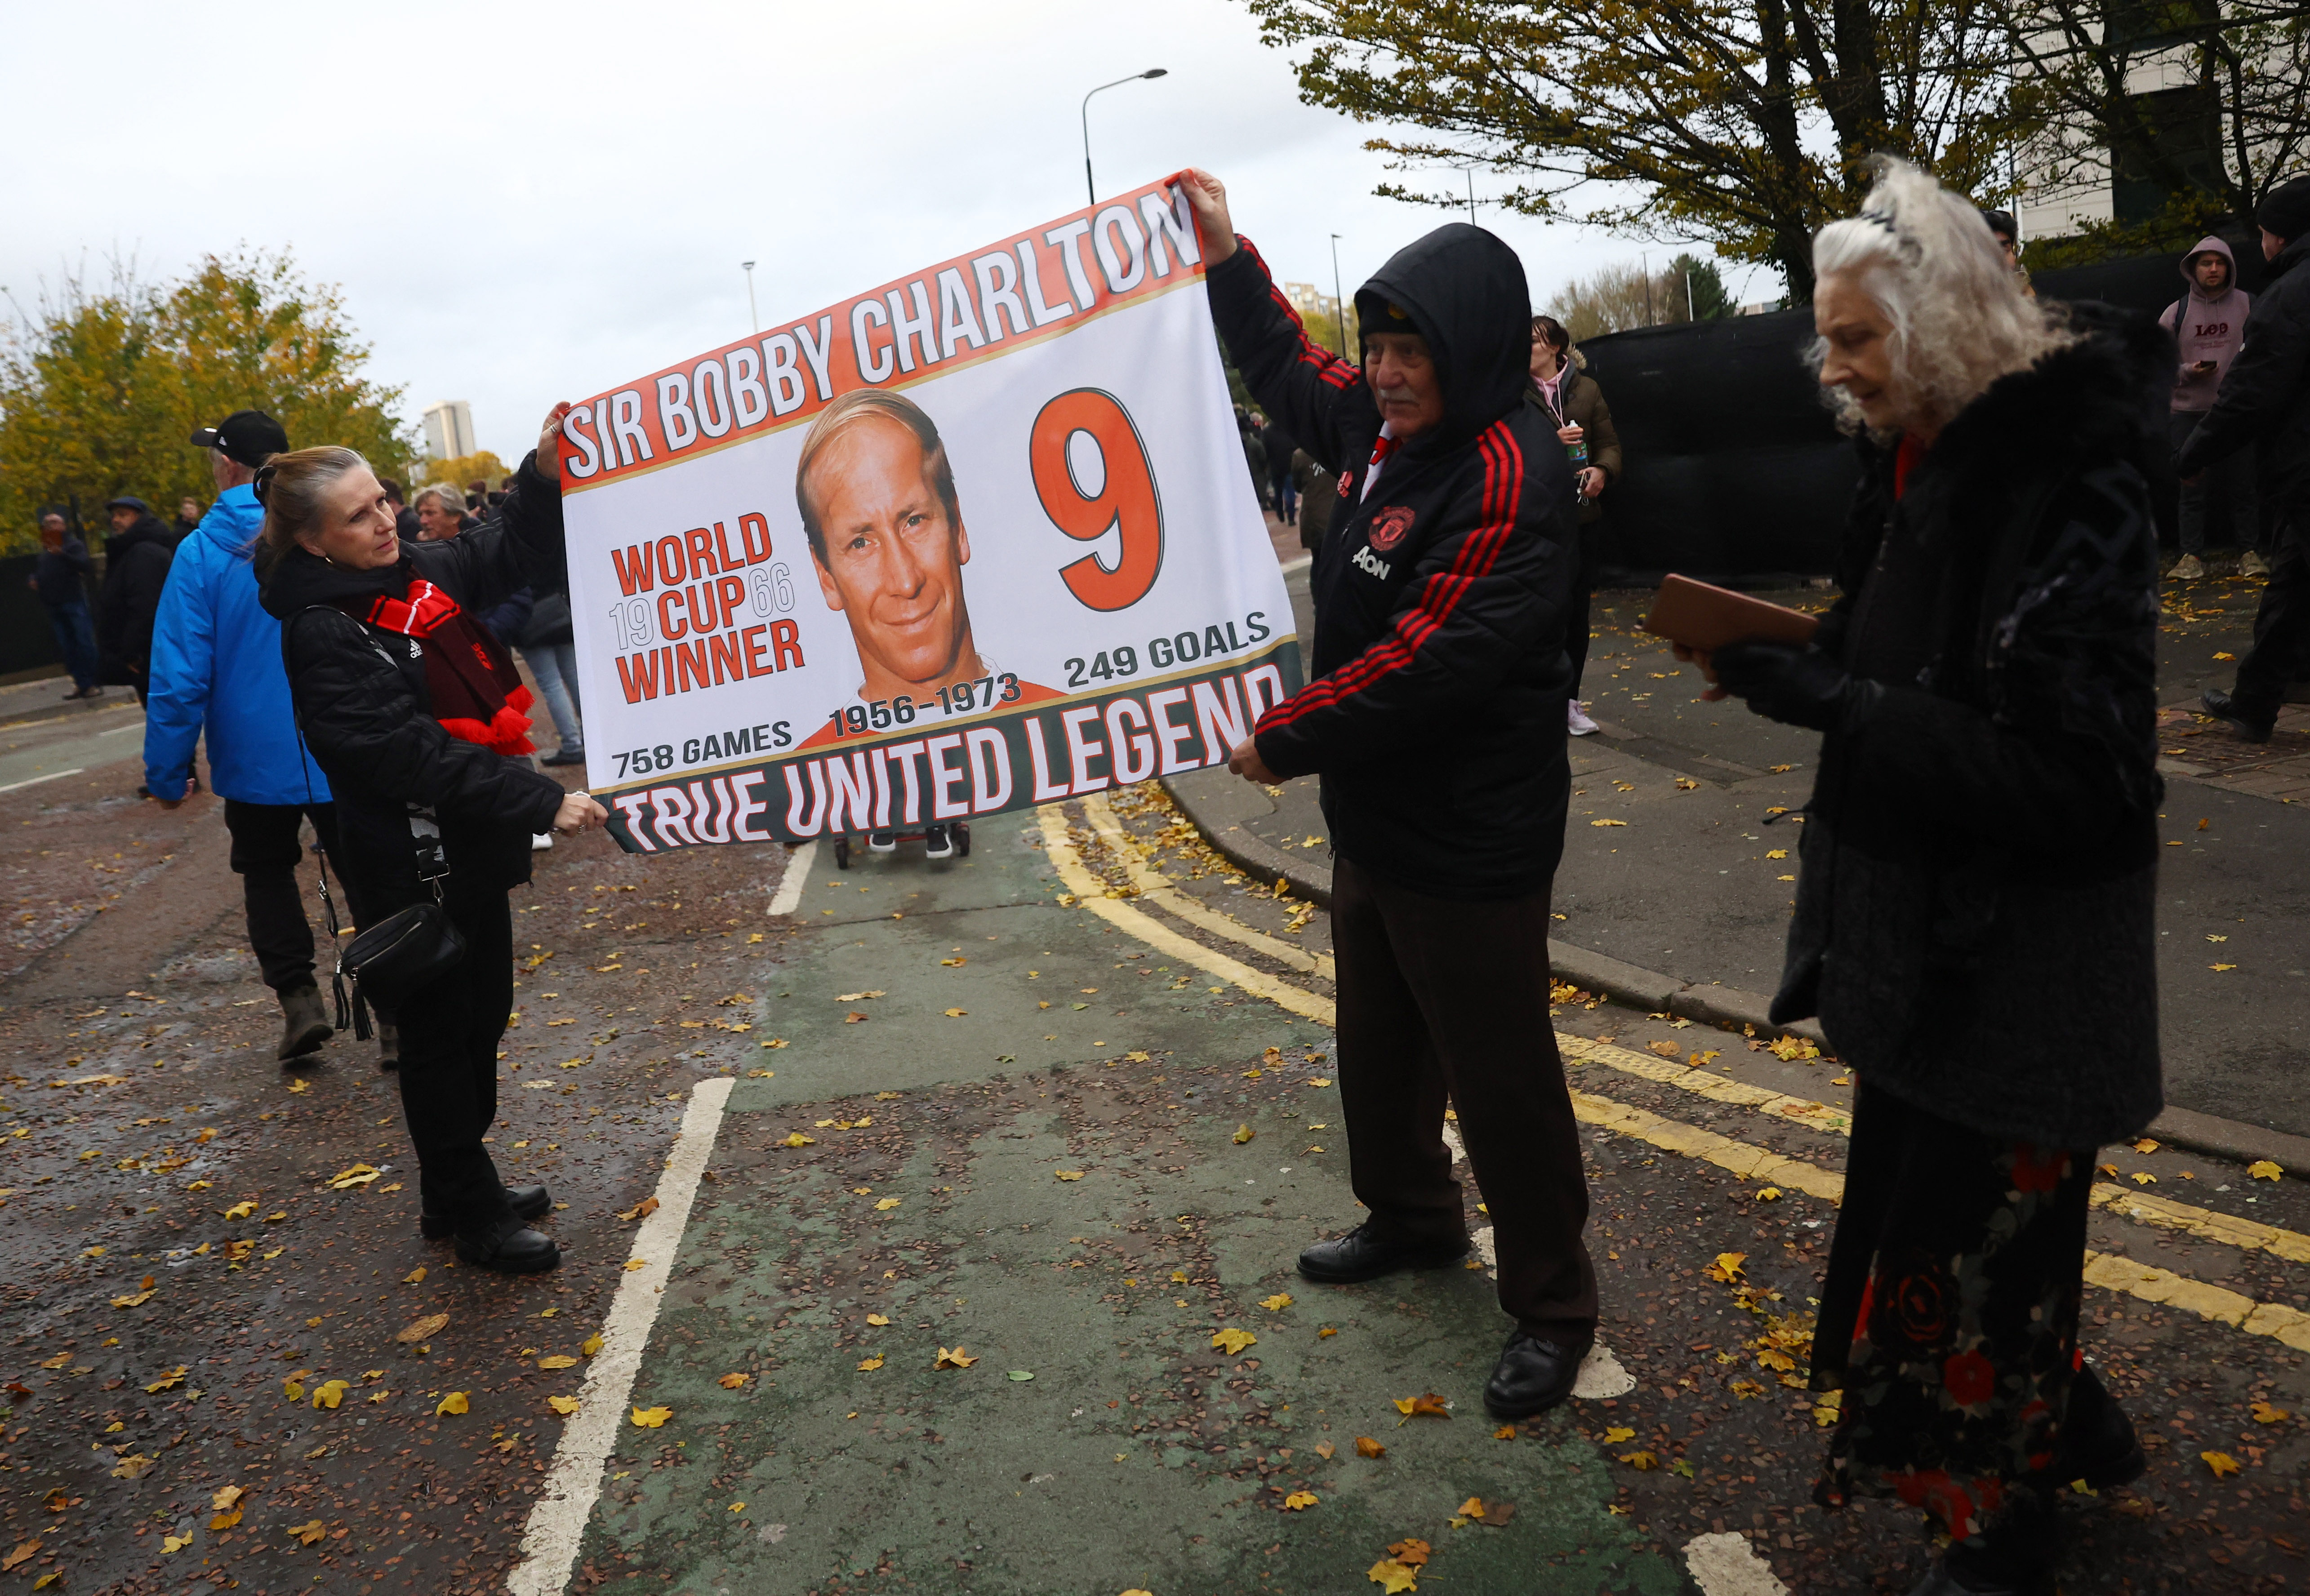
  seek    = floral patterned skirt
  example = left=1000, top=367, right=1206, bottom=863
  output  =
left=1809, top=1077, right=2096, bottom=1540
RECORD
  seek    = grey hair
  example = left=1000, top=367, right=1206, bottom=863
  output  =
left=413, top=482, right=467, bottom=516
left=1808, top=156, right=2072, bottom=437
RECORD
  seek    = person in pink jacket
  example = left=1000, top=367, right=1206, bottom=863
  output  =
left=2160, top=237, right=2261, bottom=577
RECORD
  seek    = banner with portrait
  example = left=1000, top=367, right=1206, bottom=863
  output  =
left=555, top=174, right=1300, bottom=855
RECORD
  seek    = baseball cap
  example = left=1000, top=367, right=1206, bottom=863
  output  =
left=189, top=409, right=289, bottom=468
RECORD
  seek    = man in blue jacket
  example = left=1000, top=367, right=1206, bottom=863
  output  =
left=146, top=410, right=384, bottom=1065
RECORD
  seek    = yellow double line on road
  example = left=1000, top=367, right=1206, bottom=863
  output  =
left=1038, top=801, right=2310, bottom=1355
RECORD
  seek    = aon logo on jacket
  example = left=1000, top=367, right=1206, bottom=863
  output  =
left=1352, top=544, right=1393, bottom=580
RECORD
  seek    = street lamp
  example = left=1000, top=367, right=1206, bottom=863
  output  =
left=742, top=261, right=759, bottom=334
left=1329, top=234, right=1348, bottom=357
left=1082, top=68, right=1168, bottom=207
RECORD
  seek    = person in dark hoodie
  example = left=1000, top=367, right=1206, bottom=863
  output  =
left=1183, top=170, right=1595, bottom=1421
left=29, top=511, right=101, bottom=699
left=254, top=404, right=607, bottom=1275
left=1692, top=157, right=2161, bottom=1596
left=2159, top=236, right=2258, bottom=578
left=97, top=496, right=177, bottom=703
left=2186, top=175, right=2310, bottom=742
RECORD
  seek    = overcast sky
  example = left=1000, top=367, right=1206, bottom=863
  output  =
left=7, top=0, right=1754, bottom=463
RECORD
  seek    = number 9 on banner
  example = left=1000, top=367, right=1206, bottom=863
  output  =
left=1030, top=389, right=1164, bottom=612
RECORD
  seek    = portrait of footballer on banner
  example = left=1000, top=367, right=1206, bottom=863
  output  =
left=793, top=390, right=1058, bottom=743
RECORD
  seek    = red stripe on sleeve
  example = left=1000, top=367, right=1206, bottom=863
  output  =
left=1256, top=422, right=1525, bottom=735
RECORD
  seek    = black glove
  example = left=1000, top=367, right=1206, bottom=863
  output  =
left=1710, top=640, right=1883, bottom=734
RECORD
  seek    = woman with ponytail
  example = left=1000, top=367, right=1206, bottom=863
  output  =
left=256, top=403, right=606, bottom=1274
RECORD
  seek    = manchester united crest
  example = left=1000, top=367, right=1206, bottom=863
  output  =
left=1367, top=505, right=1416, bottom=552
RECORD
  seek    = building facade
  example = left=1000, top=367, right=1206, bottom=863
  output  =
left=422, top=400, right=477, bottom=462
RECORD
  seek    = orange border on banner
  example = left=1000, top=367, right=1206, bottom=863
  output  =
left=558, top=173, right=1206, bottom=495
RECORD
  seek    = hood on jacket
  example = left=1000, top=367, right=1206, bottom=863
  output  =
left=1353, top=222, right=1532, bottom=454
left=194, top=483, right=265, bottom=562
left=106, top=514, right=172, bottom=557
left=2180, top=236, right=2240, bottom=300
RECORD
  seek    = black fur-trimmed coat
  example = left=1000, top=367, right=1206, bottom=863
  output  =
left=1771, top=307, right=2169, bottom=1149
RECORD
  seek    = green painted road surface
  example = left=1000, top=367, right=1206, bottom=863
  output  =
left=556, top=814, right=1683, bottom=1595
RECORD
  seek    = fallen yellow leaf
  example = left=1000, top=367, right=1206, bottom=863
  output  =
left=221, top=1200, right=255, bottom=1219
left=857, top=1355, right=885, bottom=1371
left=2202, top=1450, right=2241, bottom=1477
left=1282, top=1490, right=1317, bottom=1510
left=1211, top=1328, right=1257, bottom=1356
left=1619, top=1449, right=1660, bottom=1470
left=1233, top=1124, right=1255, bottom=1144
left=2248, top=1160, right=2283, bottom=1181
left=581, top=1334, right=604, bottom=1356
left=311, top=1379, right=351, bottom=1409
left=1054, top=1170, right=1085, bottom=1181
left=403, top=1267, right=427, bottom=1285
left=616, top=1196, right=661, bottom=1222
left=548, top=1395, right=581, bottom=1415
left=944, top=1008, right=968, bottom=1018
left=1367, top=1559, right=1420, bottom=1593
left=1590, top=818, right=1628, bottom=827
left=2250, top=1400, right=2290, bottom=1424
left=1392, top=1393, right=1449, bottom=1419
left=781, top=1133, right=816, bottom=1148
left=875, top=1197, right=901, bottom=1211
left=866, top=1314, right=891, bottom=1326
left=631, top=1405, right=672, bottom=1427
left=1260, top=1294, right=1293, bottom=1312
left=434, top=1391, right=469, bottom=1416
left=935, top=1347, right=977, bottom=1369
left=718, top=1372, right=749, bottom=1388
left=1602, top=1425, right=1636, bottom=1443
left=396, top=1313, right=449, bottom=1344
left=289, top=1519, right=326, bottom=1546
left=537, top=1355, right=579, bottom=1370
left=624, top=1259, right=648, bottom=1271
left=1355, top=1435, right=1386, bottom=1458
left=1493, top=1424, right=1515, bottom=1440
left=1705, top=1252, right=1747, bottom=1283
left=162, top=1531, right=196, bottom=1553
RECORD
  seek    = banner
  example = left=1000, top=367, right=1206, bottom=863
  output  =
left=555, top=174, right=1300, bottom=854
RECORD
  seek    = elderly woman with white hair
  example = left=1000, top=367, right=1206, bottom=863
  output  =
left=1697, top=158, right=2167, bottom=1593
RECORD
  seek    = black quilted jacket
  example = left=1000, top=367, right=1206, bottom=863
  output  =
left=1773, top=307, right=2170, bottom=1148
left=257, top=452, right=568, bottom=911
left=1208, top=230, right=1580, bottom=901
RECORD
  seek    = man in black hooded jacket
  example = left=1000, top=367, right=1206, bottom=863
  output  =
left=1183, top=170, right=1596, bottom=1418
left=98, top=496, right=177, bottom=703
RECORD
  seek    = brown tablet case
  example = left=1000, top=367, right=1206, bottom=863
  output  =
left=1640, top=573, right=1820, bottom=652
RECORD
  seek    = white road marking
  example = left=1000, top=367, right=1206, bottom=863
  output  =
left=99, top=722, right=143, bottom=736
left=1683, top=1530, right=1793, bottom=1596
left=765, top=840, right=817, bottom=916
left=504, top=1075, right=735, bottom=1596
left=1278, top=553, right=1312, bottom=576
left=0, top=768, right=83, bottom=794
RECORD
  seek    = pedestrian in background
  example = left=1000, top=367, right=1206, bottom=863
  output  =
left=1979, top=208, right=2034, bottom=298
left=518, top=587, right=587, bottom=769
left=96, top=495, right=175, bottom=704
left=1289, top=447, right=1335, bottom=554
left=1529, top=314, right=1621, bottom=737
left=1238, top=412, right=1269, bottom=509
left=255, top=404, right=604, bottom=1274
left=29, top=511, right=101, bottom=700
left=1264, top=417, right=1298, bottom=523
left=1700, top=157, right=2162, bottom=1594
left=147, top=409, right=388, bottom=1064
left=380, top=477, right=421, bottom=543
left=174, top=498, right=205, bottom=539
left=2161, top=238, right=2260, bottom=580
left=2187, top=175, right=2310, bottom=743
left=1188, top=169, right=1598, bottom=1422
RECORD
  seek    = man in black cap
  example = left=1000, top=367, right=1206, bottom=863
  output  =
left=95, top=495, right=176, bottom=703
left=2185, top=175, right=2310, bottom=740
left=145, top=409, right=385, bottom=1064
left=1184, top=169, right=1597, bottom=1421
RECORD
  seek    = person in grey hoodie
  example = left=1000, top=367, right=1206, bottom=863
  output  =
left=2160, top=236, right=2260, bottom=577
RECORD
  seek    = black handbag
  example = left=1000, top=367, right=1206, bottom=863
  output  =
left=297, top=707, right=467, bottom=1039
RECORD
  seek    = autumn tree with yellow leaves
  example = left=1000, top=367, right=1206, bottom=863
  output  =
left=0, top=250, right=415, bottom=552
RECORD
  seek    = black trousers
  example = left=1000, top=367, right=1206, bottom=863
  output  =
left=395, top=880, right=516, bottom=1231
left=2235, top=513, right=2310, bottom=715
left=1331, top=857, right=1598, bottom=1335
left=223, top=800, right=371, bottom=992
left=1565, top=523, right=1604, bottom=699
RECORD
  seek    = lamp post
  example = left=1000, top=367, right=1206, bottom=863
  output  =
left=1082, top=68, right=1168, bottom=207
left=1329, top=233, right=1348, bottom=357
left=742, top=261, right=758, bottom=334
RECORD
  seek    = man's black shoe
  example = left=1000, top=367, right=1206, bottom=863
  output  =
left=454, top=1214, right=561, bottom=1274
left=1296, top=1222, right=1469, bottom=1284
left=423, top=1184, right=550, bottom=1240
left=376, top=1020, right=400, bottom=1072
left=923, top=823, right=954, bottom=860
left=2203, top=687, right=2275, bottom=742
left=541, top=748, right=587, bottom=767
left=2053, top=1371, right=2145, bottom=1489
left=1482, top=1329, right=1593, bottom=1419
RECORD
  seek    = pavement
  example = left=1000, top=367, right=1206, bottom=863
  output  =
left=0, top=541, right=2306, bottom=1595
